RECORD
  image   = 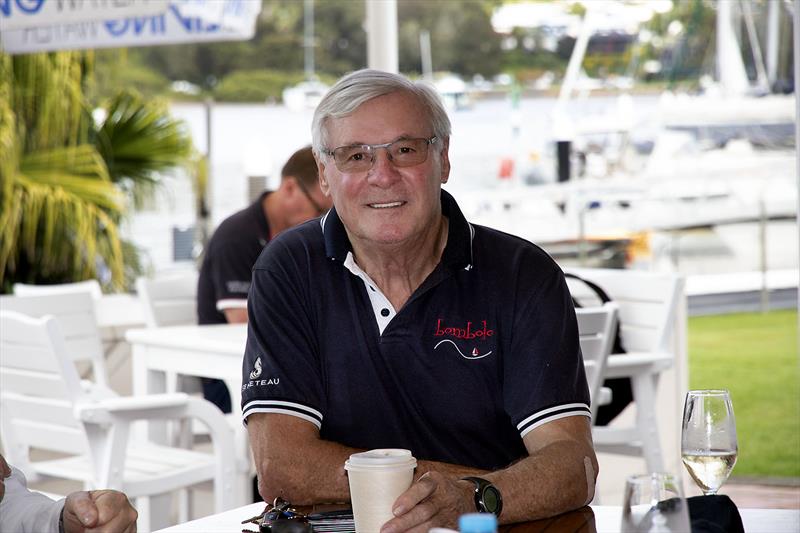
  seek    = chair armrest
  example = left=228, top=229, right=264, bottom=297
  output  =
left=75, top=394, right=233, bottom=444
left=603, top=351, right=673, bottom=379
left=74, top=393, right=193, bottom=423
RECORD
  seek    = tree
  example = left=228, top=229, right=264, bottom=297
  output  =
left=398, top=0, right=502, bottom=78
left=0, top=51, right=192, bottom=293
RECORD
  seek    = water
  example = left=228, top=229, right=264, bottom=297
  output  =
left=126, top=95, right=797, bottom=277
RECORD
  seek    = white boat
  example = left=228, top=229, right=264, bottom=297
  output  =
left=434, top=75, right=472, bottom=110
left=281, top=79, right=329, bottom=111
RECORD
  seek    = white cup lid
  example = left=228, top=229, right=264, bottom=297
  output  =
left=345, top=448, right=416, bottom=470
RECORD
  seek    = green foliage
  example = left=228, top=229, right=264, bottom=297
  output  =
left=127, top=0, right=503, bottom=86
left=315, top=0, right=367, bottom=75
left=0, top=51, right=193, bottom=292
left=643, top=0, right=715, bottom=82
left=212, top=69, right=305, bottom=103
left=1, top=51, right=125, bottom=291
left=688, top=310, right=800, bottom=478
left=583, top=50, right=632, bottom=78
left=91, top=49, right=171, bottom=103
left=93, top=90, right=193, bottom=207
left=398, top=0, right=502, bottom=78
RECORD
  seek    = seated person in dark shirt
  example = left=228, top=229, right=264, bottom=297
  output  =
left=197, top=145, right=331, bottom=412
left=242, top=70, right=597, bottom=531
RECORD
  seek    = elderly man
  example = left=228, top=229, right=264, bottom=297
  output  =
left=0, top=454, right=138, bottom=533
left=242, top=70, right=596, bottom=531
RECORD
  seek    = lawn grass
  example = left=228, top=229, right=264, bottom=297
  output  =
left=688, top=310, right=799, bottom=479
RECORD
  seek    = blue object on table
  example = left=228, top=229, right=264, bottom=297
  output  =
left=458, top=513, right=497, bottom=533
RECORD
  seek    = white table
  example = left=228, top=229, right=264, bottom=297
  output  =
left=125, top=323, right=251, bottom=505
left=126, top=323, right=247, bottom=412
left=591, top=505, right=800, bottom=533
left=152, top=502, right=800, bottom=532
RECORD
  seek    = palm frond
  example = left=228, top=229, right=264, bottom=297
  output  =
left=20, top=145, right=123, bottom=212
left=1, top=51, right=193, bottom=292
left=94, top=90, right=193, bottom=207
left=0, top=169, right=125, bottom=290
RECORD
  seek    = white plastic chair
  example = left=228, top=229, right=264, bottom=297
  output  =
left=0, top=292, right=109, bottom=388
left=14, top=279, right=103, bottom=299
left=135, top=272, right=204, bottom=399
left=135, top=272, right=199, bottom=328
left=567, top=268, right=686, bottom=474
left=0, top=311, right=236, bottom=532
left=575, top=302, right=619, bottom=421
left=136, top=272, right=256, bottom=502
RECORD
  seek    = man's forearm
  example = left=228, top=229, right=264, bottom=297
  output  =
left=249, top=414, right=488, bottom=506
left=249, top=414, right=358, bottom=504
left=415, top=459, right=488, bottom=480
left=487, top=438, right=596, bottom=524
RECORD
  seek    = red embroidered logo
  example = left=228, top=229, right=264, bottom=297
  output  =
left=434, top=319, right=494, bottom=340
left=433, top=319, right=495, bottom=360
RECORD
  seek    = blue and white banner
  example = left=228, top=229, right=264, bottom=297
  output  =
left=0, top=0, right=170, bottom=31
left=0, top=2, right=260, bottom=54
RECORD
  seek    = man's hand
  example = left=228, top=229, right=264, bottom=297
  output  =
left=380, top=471, right=474, bottom=533
left=63, top=490, right=138, bottom=533
left=0, top=454, right=10, bottom=502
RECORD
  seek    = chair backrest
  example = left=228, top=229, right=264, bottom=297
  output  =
left=575, top=302, right=619, bottom=419
left=0, top=292, right=108, bottom=387
left=0, top=311, right=89, bottom=468
left=136, top=272, right=199, bottom=327
left=566, top=268, right=684, bottom=354
left=14, top=280, right=103, bottom=300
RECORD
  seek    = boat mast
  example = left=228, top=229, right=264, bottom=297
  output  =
left=716, top=0, right=750, bottom=96
left=304, top=0, right=314, bottom=80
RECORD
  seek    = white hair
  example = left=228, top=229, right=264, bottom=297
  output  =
left=311, top=69, right=451, bottom=155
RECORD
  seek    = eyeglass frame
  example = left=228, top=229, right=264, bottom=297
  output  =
left=294, top=178, right=327, bottom=216
left=320, top=136, right=439, bottom=173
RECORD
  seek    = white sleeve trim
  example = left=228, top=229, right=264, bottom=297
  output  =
left=517, top=402, right=592, bottom=438
left=216, top=298, right=248, bottom=311
left=241, top=399, right=323, bottom=429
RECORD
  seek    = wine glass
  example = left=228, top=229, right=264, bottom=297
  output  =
left=621, top=473, right=691, bottom=532
left=681, top=389, right=738, bottom=495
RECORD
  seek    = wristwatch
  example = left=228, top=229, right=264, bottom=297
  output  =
left=461, top=476, right=503, bottom=517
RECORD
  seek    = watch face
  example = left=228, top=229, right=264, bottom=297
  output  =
left=482, top=486, right=501, bottom=514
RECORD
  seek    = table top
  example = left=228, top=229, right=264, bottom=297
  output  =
left=153, top=502, right=800, bottom=533
left=125, top=322, right=247, bottom=353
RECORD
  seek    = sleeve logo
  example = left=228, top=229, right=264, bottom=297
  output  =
left=249, top=356, right=262, bottom=379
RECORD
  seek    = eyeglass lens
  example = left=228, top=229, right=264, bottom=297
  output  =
left=332, top=138, right=433, bottom=172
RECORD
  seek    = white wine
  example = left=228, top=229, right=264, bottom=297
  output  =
left=681, top=450, right=737, bottom=493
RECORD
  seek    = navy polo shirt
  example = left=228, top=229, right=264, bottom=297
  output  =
left=241, top=190, right=589, bottom=471
left=197, top=192, right=271, bottom=325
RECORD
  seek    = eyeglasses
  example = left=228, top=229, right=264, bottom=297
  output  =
left=295, top=179, right=327, bottom=216
left=322, top=136, right=438, bottom=173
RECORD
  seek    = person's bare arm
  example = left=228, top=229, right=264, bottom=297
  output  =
left=223, top=307, right=248, bottom=323
left=381, top=416, right=597, bottom=532
left=247, top=413, right=491, bottom=506
left=248, top=413, right=355, bottom=504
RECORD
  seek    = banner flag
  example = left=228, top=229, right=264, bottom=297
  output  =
left=0, top=0, right=170, bottom=31
left=171, top=0, right=261, bottom=33
left=0, top=3, right=259, bottom=54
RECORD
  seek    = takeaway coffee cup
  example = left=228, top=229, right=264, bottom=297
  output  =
left=345, top=448, right=417, bottom=533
